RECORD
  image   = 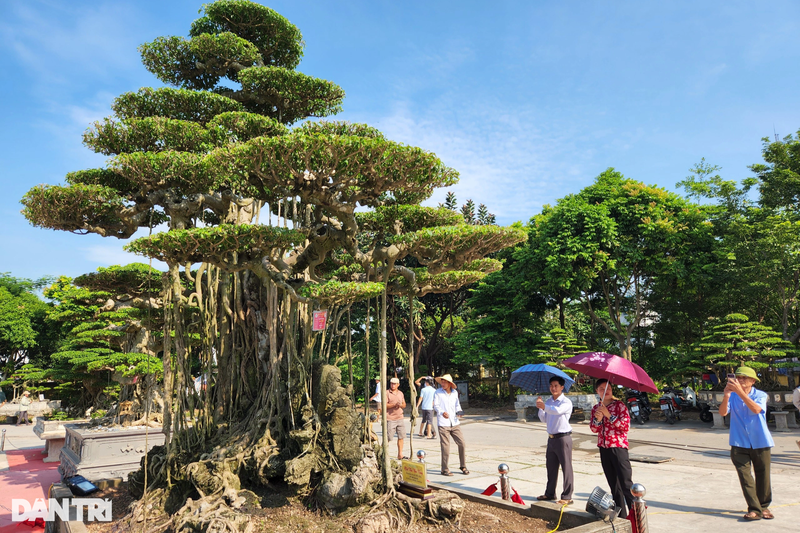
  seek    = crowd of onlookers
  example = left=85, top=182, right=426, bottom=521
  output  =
left=371, top=368, right=800, bottom=522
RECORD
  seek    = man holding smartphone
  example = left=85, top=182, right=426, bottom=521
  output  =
left=719, top=367, right=774, bottom=521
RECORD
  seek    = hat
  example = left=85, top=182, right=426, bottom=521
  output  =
left=734, top=367, right=759, bottom=382
left=23, top=391, right=30, bottom=396
left=390, top=377, right=400, bottom=384
left=435, top=374, right=455, bottom=386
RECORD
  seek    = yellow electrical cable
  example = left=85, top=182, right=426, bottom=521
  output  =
left=546, top=501, right=570, bottom=533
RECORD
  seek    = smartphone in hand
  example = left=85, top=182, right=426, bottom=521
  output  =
left=727, top=373, right=736, bottom=381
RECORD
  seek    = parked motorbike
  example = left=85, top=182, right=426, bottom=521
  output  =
left=626, top=389, right=652, bottom=425
left=680, top=383, right=713, bottom=423
left=659, top=387, right=683, bottom=424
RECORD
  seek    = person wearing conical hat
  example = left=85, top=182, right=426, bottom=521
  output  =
left=433, top=374, right=468, bottom=476
left=719, top=367, right=775, bottom=521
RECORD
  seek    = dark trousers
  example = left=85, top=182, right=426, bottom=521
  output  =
left=544, top=435, right=574, bottom=500
left=439, top=426, right=466, bottom=472
left=17, top=411, right=29, bottom=425
left=599, top=447, right=633, bottom=517
left=731, top=446, right=772, bottom=515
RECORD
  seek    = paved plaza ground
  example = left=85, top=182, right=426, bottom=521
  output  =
left=2, top=414, right=798, bottom=532
left=385, top=413, right=800, bottom=532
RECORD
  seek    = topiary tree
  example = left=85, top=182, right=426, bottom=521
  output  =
left=43, top=265, right=164, bottom=420
left=695, top=313, right=795, bottom=388
left=20, top=1, right=524, bottom=526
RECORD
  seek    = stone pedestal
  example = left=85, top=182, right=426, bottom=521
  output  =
left=712, top=412, right=729, bottom=429
left=771, top=411, right=791, bottom=432
left=59, top=423, right=165, bottom=481
left=33, top=418, right=88, bottom=463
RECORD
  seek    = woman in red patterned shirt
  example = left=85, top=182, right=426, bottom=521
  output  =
left=590, top=379, right=634, bottom=518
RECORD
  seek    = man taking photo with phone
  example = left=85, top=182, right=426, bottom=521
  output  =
left=719, top=367, right=774, bottom=521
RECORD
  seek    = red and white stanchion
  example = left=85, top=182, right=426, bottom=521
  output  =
left=628, top=483, right=649, bottom=533
left=481, top=464, right=525, bottom=505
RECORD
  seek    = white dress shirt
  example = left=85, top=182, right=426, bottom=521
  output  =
left=433, top=387, right=462, bottom=428
left=537, top=394, right=573, bottom=435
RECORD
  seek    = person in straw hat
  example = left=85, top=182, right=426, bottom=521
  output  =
left=17, top=390, right=32, bottom=425
left=433, top=374, right=468, bottom=476
left=386, top=377, right=408, bottom=459
left=719, top=366, right=774, bottom=521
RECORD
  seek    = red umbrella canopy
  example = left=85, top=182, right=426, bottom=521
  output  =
left=562, top=352, right=658, bottom=394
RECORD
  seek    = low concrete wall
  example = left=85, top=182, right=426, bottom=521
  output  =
left=429, top=482, right=632, bottom=533
left=515, top=393, right=597, bottom=423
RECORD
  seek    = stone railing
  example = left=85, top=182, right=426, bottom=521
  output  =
left=0, top=400, right=61, bottom=419
left=697, top=390, right=798, bottom=432
left=515, top=393, right=597, bottom=423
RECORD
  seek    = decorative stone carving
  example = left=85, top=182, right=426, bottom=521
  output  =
left=33, top=418, right=88, bottom=463
left=59, top=423, right=165, bottom=481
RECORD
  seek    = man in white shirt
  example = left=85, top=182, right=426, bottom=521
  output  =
left=415, top=377, right=436, bottom=439
left=535, top=376, right=574, bottom=505
left=433, top=374, right=468, bottom=476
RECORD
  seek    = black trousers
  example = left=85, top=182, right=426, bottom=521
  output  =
left=544, top=435, right=574, bottom=500
left=599, top=447, right=633, bottom=517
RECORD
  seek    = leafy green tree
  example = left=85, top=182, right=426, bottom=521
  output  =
left=19, top=0, right=523, bottom=518
left=0, top=275, right=59, bottom=380
left=751, top=130, right=800, bottom=210
left=454, top=242, right=547, bottom=391
left=520, top=169, right=708, bottom=360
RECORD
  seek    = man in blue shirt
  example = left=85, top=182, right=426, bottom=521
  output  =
left=719, top=366, right=775, bottom=521
left=415, top=377, right=436, bottom=439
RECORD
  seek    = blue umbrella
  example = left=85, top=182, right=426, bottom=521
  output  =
left=509, top=364, right=575, bottom=394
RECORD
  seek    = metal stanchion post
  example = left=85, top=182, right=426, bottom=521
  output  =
left=416, top=449, right=426, bottom=463
left=498, top=463, right=510, bottom=501
left=631, top=483, right=648, bottom=533
left=1, top=428, right=5, bottom=451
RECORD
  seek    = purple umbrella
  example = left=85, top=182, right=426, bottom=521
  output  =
left=562, top=352, right=658, bottom=394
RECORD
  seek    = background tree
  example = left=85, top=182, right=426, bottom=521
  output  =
left=521, top=169, right=708, bottom=360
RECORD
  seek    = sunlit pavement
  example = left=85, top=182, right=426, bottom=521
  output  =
left=380, top=416, right=800, bottom=533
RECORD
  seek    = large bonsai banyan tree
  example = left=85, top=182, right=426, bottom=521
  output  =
left=22, top=1, right=524, bottom=529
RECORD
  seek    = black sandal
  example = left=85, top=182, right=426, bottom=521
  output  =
left=441, top=470, right=454, bottom=476
left=460, top=467, right=470, bottom=475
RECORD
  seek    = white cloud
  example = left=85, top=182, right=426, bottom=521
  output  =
left=364, top=99, right=593, bottom=225
left=81, top=243, right=167, bottom=272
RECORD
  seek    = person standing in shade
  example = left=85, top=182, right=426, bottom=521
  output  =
left=535, top=376, right=574, bottom=505
left=17, top=391, right=32, bottom=425
left=433, top=374, right=468, bottom=476
left=386, top=377, right=408, bottom=459
left=369, top=377, right=381, bottom=410
left=0, top=387, right=7, bottom=409
left=416, top=377, right=436, bottom=439
left=719, top=367, right=775, bottom=521
left=590, top=379, right=633, bottom=518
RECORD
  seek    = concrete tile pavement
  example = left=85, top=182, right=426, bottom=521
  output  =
left=386, top=416, right=800, bottom=532
left=0, top=422, right=58, bottom=533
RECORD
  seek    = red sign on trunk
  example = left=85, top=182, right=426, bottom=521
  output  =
left=312, top=310, right=328, bottom=331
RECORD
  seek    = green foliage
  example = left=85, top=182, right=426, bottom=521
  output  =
left=0, top=275, right=60, bottom=376
left=140, top=32, right=261, bottom=90
left=355, top=205, right=464, bottom=234
left=74, top=263, right=162, bottom=296
left=695, top=313, right=794, bottom=371
left=113, top=87, right=244, bottom=124
left=298, top=281, right=385, bottom=306
left=751, top=130, right=800, bottom=210
left=532, top=328, right=588, bottom=373
left=21, top=184, right=131, bottom=237
left=126, top=224, right=306, bottom=266
left=190, top=0, right=304, bottom=69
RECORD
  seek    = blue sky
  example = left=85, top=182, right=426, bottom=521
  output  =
left=2, top=1, right=799, bottom=281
